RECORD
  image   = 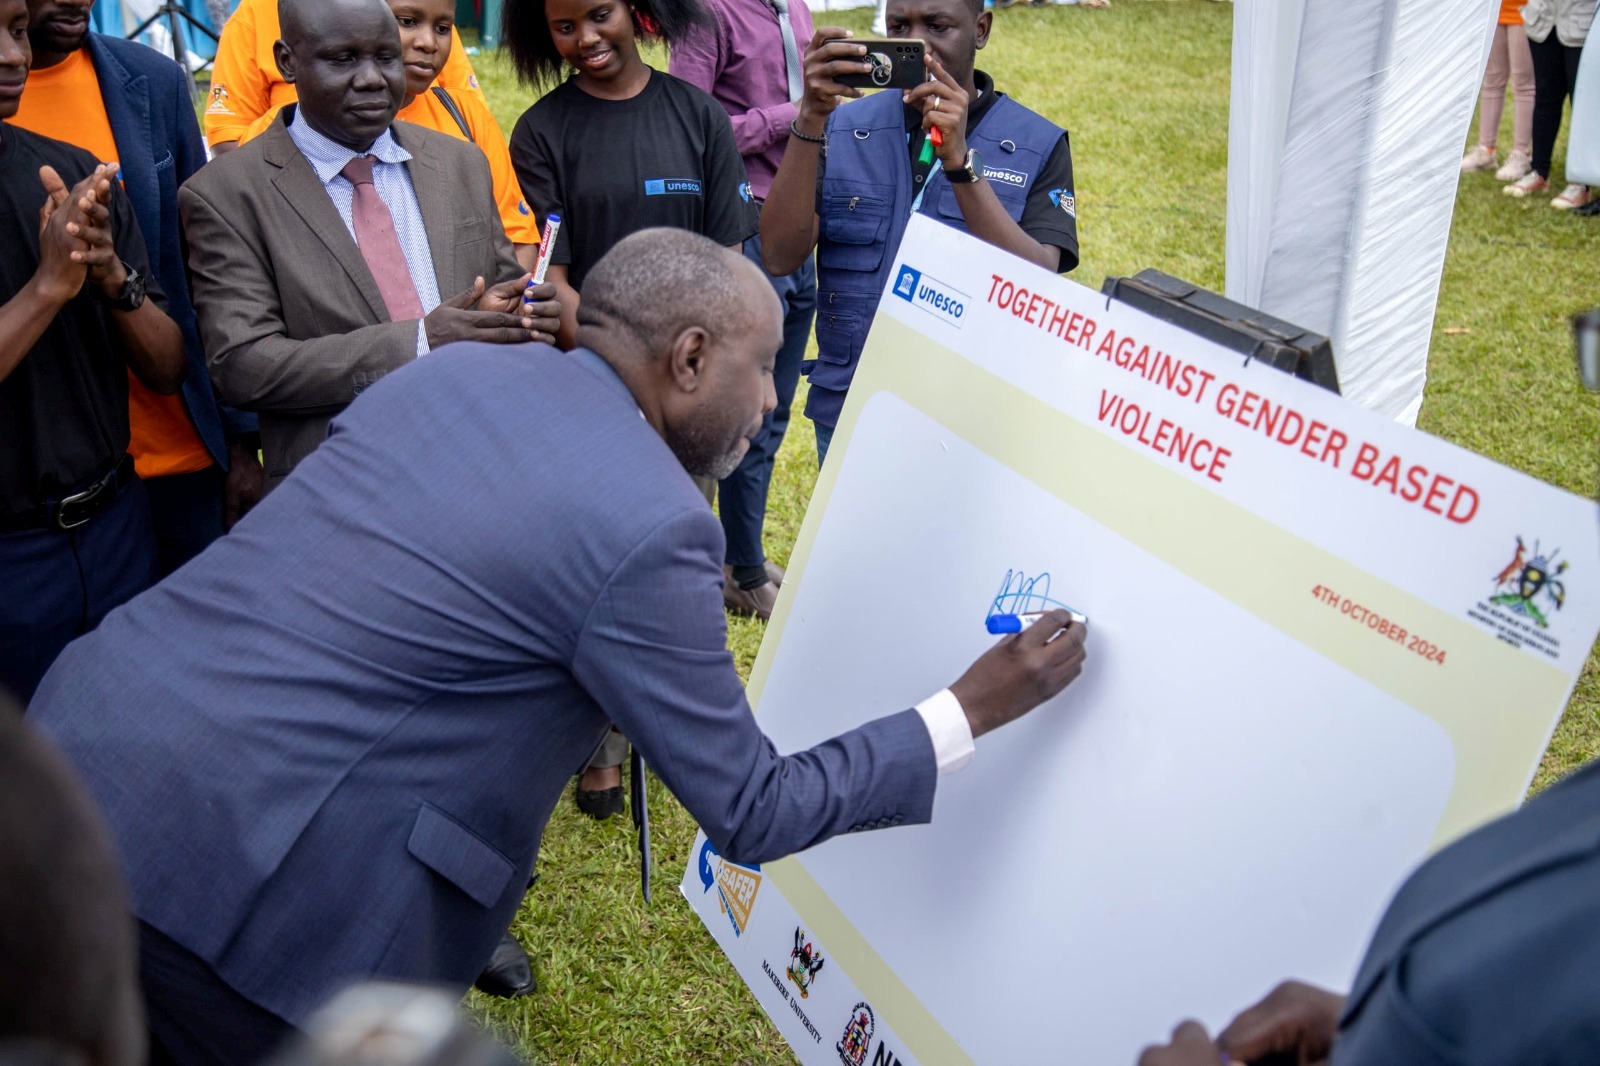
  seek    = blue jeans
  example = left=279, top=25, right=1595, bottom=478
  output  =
left=718, top=233, right=817, bottom=569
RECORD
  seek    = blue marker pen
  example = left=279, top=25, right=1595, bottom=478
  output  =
left=986, top=609, right=1087, bottom=635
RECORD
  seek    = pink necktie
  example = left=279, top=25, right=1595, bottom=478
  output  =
left=339, top=154, right=425, bottom=322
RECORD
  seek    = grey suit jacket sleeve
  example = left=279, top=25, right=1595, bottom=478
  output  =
left=179, top=180, right=420, bottom=415
left=570, top=505, right=938, bottom=866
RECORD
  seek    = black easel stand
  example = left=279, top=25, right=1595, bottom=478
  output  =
left=631, top=746, right=653, bottom=903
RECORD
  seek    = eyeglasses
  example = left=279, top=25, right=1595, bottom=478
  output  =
left=1577, top=309, right=1600, bottom=392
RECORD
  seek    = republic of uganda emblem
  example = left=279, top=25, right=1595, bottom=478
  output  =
left=1490, top=536, right=1567, bottom=628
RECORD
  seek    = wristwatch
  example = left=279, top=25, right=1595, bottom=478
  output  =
left=943, top=148, right=983, bottom=185
left=102, top=261, right=147, bottom=313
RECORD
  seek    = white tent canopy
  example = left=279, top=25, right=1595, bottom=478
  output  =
left=1568, top=34, right=1600, bottom=185
left=1227, top=0, right=1498, bottom=423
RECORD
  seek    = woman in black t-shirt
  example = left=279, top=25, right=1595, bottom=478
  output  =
left=504, top=0, right=756, bottom=816
left=506, top=0, right=756, bottom=349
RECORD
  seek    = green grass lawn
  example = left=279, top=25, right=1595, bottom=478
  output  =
left=462, top=1, right=1600, bottom=1060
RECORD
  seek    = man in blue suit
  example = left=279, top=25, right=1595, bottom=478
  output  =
left=30, top=229, right=1090, bottom=1064
left=15, top=0, right=263, bottom=572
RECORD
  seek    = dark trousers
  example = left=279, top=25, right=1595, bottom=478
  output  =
left=814, top=421, right=837, bottom=468
left=717, top=232, right=817, bottom=569
left=141, top=922, right=293, bottom=1066
left=0, top=479, right=157, bottom=704
left=143, top=465, right=225, bottom=576
left=1529, top=31, right=1584, bottom=180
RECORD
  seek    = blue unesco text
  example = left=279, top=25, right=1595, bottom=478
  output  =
left=644, top=178, right=704, bottom=196
left=892, top=264, right=967, bottom=325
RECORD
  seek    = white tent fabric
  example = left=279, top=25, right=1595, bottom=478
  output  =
left=1568, top=36, right=1600, bottom=185
left=1225, top=0, right=1302, bottom=311
left=1227, top=0, right=1498, bottom=424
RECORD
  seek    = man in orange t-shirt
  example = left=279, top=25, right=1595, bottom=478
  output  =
left=205, top=0, right=483, bottom=154
left=14, top=0, right=264, bottom=573
left=238, top=0, right=540, bottom=271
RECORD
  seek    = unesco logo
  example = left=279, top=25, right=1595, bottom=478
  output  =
left=644, top=178, right=704, bottom=196
left=984, top=166, right=1028, bottom=187
left=891, top=264, right=968, bottom=329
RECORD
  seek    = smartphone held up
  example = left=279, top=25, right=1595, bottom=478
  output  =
left=836, top=38, right=927, bottom=90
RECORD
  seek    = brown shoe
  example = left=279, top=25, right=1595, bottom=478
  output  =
left=723, top=576, right=779, bottom=620
left=722, top=561, right=785, bottom=587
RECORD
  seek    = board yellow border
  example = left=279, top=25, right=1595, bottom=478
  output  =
left=743, top=317, right=1571, bottom=1064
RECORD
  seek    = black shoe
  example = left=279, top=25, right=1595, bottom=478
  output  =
left=1574, top=198, right=1600, bottom=216
left=473, top=933, right=535, bottom=998
left=575, top=783, right=626, bottom=819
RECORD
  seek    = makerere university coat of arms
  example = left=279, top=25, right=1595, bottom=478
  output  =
left=786, top=926, right=825, bottom=998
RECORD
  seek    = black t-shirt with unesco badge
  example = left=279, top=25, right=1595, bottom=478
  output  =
left=509, top=68, right=757, bottom=291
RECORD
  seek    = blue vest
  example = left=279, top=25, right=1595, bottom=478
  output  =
left=806, top=87, right=1064, bottom=428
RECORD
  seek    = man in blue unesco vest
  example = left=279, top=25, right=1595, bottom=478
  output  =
left=760, top=0, right=1079, bottom=463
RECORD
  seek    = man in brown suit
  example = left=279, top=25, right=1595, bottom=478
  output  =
left=180, top=0, right=559, bottom=491
left=176, top=0, right=552, bottom=1002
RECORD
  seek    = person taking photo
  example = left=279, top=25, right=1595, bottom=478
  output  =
left=761, top=0, right=1080, bottom=464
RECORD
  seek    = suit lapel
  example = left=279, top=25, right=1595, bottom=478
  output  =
left=262, top=116, right=389, bottom=322
left=395, top=123, right=457, bottom=298
left=89, top=38, right=156, bottom=233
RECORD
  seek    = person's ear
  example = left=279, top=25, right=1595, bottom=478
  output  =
left=273, top=38, right=296, bottom=83
left=667, top=326, right=712, bottom=393
left=974, top=10, right=991, bottom=50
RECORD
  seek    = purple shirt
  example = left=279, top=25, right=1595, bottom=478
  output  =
left=669, top=0, right=814, bottom=200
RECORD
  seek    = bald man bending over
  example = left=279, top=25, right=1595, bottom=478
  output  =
left=30, top=230, right=1089, bottom=1063
left=180, top=0, right=558, bottom=494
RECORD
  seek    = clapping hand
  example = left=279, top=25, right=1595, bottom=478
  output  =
left=60, top=163, right=129, bottom=297
left=33, top=164, right=100, bottom=303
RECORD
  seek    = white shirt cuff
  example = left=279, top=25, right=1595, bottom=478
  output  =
left=415, top=320, right=430, bottom=357
left=915, top=688, right=975, bottom=775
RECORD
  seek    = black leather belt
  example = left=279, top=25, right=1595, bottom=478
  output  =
left=0, top=454, right=136, bottom=534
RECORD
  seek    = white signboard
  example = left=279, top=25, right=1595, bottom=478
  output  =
left=683, top=217, right=1600, bottom=1064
